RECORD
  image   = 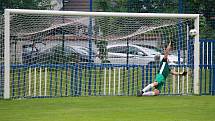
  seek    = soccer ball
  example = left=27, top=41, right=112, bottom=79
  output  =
left=189, top=29, right=197, bottom=36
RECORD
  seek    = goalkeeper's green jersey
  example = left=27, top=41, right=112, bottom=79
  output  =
left=158, top=58, right=171, bottom=79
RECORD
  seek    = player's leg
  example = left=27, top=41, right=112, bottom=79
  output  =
left=139, top=73, right=164, bottom=93
left=141, top=82, right=162, bottom=96
left=142, top=81, right=158, bottom=93
left=141, top=89, right=160, bottom=96
left=141, top=73, right=164, bottom=93
left=137, top=74, right=164, bottom=96
left=154, top=89, right=160, bottom=95
left=137, top=82, right=158, bottom=96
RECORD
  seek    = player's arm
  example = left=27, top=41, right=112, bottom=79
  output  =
left=171, top=70, right=187, bottom=76
left=163, top=41, right=172, bottom=60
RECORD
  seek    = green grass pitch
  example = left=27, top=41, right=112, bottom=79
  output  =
left=0, top=96, right=215, bottom=121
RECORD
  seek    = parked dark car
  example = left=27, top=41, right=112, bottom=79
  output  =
left=22, top=44, right=98, bottom=64
left=22, top=43, right=42, bottom=64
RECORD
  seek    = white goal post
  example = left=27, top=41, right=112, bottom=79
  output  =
left=4, top=9, right=199, bottom=99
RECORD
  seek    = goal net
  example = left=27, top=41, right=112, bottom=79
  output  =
left=3, top=9, right=199, bottom=98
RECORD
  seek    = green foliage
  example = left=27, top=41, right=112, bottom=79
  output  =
left=93, top=0, right=127, bottom=12
left=185, top=0, right=215, bottom=38
left=0, top=0, right=52, bottom=13
left=128, top=0, right=178, bottom=13
left=93, top=0, right=111, bottom=12
left=199, top=16, right=213, bottom=39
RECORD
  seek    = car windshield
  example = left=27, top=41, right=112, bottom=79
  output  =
left=23, top=47, right=32, bottom=52
left=141, top=47, right=161, bottom=55
left=72, top=46, right=93, bottom=55
left=138, top=45, right=177, bottom=56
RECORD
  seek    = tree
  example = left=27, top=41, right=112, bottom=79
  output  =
left=0, top=0, right=53, bottom=14
left=93, top=0, right=127, bottom=12
left=185, top=0, right=215, bottom=39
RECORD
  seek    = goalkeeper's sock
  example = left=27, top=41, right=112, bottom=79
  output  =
left=142, top=83, right=154, bottom=93
left=142, top=91, right=155, bottom=96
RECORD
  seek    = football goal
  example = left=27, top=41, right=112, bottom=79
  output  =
left=3, top=9, right=199, bottom=99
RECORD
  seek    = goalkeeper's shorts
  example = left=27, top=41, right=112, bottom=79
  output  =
left=154, top=74, right=165, bottom=91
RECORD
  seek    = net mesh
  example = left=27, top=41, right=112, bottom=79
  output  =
left=5, top=12, right=196, bottom=97
left=0, top=15, right=4, bottom=98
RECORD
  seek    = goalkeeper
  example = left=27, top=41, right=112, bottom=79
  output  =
left=138, top=41, right=187, bottom=96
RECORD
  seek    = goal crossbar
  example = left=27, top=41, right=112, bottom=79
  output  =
left=5, top=9, right=199, bottom=18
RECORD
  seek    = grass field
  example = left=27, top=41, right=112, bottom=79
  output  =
left=0, top=96, right=215, bottom=121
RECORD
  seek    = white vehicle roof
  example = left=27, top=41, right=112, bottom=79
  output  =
left=107, top=44, right=161, bottom=55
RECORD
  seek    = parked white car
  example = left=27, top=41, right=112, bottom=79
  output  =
left=106, top=44, right=183, bottom=65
